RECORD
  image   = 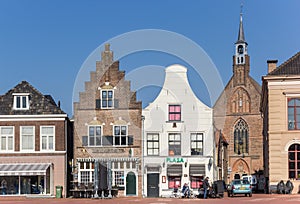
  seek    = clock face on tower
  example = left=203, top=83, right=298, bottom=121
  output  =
left=238, top=45, right=244, bottom=54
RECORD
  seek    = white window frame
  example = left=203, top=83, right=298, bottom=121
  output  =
left=13, top=93, right=30, bottom=110
left=0, top=126, right=14, bottom=152
left=101, top=90, right=114, bottom=109
left=168, top=133, right=181, bottom=156
left=113, top=125, right=128, bottom=146
left=113, top=171, right=125, bottom=187
left=112, top=162, right=125, bottom=187
left=78, top=162, right=94, bottom=185
left=88, top=125, right=102, bottom=146
left=40, top=126, right=55, bottom=151
left=20, top=126, right=35, bottom=152
left=190, top=132, right=204, bottom=156
left=147, top=133, right=159, bottom=156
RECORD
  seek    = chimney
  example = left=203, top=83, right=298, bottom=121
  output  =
left=267, top=60, right=278, bottom=73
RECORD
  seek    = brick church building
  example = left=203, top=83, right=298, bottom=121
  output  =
left=213, top=12, right=264, bottom=183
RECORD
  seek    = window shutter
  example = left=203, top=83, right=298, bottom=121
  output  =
left=82, top=136, right=88, bottom=146
left=128, top=135, right=134, bottom=145
left=102, top=136, right=113, bottom=146
left=114, top=99, right=119, bottom=108
left=96, top=99, right=101, bottom=109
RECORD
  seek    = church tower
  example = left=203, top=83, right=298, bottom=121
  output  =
left=213, top=8, right=264, bottom=183
left=233, top=11, right=250, bottom=86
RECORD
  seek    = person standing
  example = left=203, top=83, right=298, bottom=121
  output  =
left=203, top=177, right=210, bottom=199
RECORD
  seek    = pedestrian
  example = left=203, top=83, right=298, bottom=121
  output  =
left=182, top=183, right=190, bottom=198
left=203, top=177, right=210, bottom=199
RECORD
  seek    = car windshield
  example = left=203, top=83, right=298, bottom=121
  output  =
left=233, top=180, right=249, bottom=185
left=242, top=180, right=249, bottom=184
left=233, top=180, right=240, bottom=185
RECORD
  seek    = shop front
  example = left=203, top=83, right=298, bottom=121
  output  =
left=0, top=163, right=51, bottom=195
left=144, top=157, right=210, bottom=198
left=76, top=157, right=140, bottom=197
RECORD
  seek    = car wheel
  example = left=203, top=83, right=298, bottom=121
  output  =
left=249, top=193, right=252, bottom=197
left=245, top=194, right=247, bottom=197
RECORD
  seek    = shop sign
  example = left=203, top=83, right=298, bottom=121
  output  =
left=166, top=157, right=185, bottom=163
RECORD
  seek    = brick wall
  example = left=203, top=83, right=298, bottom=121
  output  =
left=214, top=72, right=264, bottom=180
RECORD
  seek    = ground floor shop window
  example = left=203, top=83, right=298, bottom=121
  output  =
left=168, top=176, right=181, bottom=189
left=190, top=176, right=203, bottom=189
left=114, top=171, right=124, bottom=187
left=78, top=162, right=94, bottom=185
left=0, top=175, right=46, bottom=195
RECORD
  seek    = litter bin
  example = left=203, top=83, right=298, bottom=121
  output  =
left=56, top=185, right=63, bottom=198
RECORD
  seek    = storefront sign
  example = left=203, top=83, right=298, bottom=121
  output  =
left=166, top=157, right=185, bottom=163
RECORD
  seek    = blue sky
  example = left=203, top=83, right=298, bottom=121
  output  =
left=0, top=0, right=299, bottom=116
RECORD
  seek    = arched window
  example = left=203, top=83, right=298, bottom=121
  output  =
left=288, top=144, right=300, bottom=179
left=234, top=119, right=249, bottom=155
left=238, top=45, right=244, bottom=54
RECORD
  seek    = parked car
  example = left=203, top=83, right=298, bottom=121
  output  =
left=241, top=175, right=257, bottom=192
left=227, top=179, right=252, bottom=197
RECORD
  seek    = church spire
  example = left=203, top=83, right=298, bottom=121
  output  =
left=236, top=4, right=247, bottom=44
left=233, top=4, right=250, bottom=86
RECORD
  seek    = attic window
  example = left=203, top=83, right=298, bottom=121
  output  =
left=13, top=93, right=30, bottom=110
left=101, top=90, right=114, bottom=109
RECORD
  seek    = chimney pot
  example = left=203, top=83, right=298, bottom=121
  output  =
left=267, top=60, right=278, bottom=73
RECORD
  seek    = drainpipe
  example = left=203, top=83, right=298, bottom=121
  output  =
left=141, top=115, right=145, bottom=197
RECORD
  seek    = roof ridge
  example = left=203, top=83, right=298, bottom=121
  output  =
left=277, top=51, right=300, bottom=70
left=268, top=52, right=300, bottom=75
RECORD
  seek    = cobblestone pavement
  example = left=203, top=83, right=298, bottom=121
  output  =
left=0, top=194, right=300, bottom=204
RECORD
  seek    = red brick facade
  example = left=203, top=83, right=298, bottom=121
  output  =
left=0, top=81, right=71, bottom=197
left=73, top=44, right=142, bottom=197
left=214, top=54, right=263, bottom=182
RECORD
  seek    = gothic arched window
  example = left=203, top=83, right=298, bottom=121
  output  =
left=288, top=143, right=300, bottom=179
left=234, top=119, right=249, bottom=155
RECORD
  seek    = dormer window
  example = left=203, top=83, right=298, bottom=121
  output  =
left=13, top=93, right=29, bottom=110
left=101, top=90, right=114, bottom=109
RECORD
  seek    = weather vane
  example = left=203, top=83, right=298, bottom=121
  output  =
left=240, top=2, right=244, bottom=15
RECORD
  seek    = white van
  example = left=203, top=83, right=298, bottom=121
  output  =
left=241, top=175, right=257, bottom=192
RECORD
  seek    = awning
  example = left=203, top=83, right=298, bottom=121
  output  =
left=167, top=164, right=182, bottom=176
left=189, top=164, right=205, bottom=176
left=146, top=164, right=161, bottom=172
left=0, top=163, right=51, bottom=176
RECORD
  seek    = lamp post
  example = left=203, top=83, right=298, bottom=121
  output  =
left=141, top=115, right=145, bottom=198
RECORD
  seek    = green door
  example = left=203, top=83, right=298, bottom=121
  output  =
left=126, top=172, right=136, bottom=195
